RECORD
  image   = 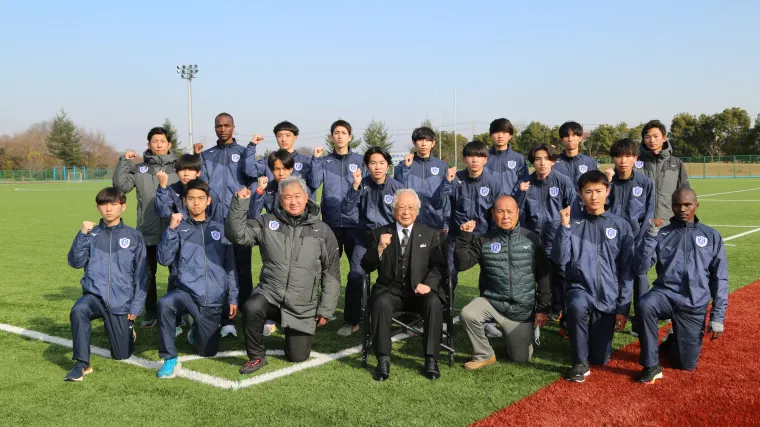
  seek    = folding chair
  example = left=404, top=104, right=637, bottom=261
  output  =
left=360, top=271, right=456, bottom=368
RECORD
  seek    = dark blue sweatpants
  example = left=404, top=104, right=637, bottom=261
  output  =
left=447, top=235, right=459, bottom=291
left=566, top=289, right=616, bottom=366
left=344, top=233, right=369, bottom=326
left=70, top=294, right=134, bottom=365
left=639, top=288, right=707, bottom=371
left=158, top=289, right=222, bottom=359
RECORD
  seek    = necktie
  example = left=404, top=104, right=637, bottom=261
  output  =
left=401, top=228, right=410, bottom=257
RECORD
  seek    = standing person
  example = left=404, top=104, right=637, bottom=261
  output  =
left=485, top=118, right=529, bottom=195
left=634, top=188, right=727, bottom=384
left=155, top=179, right=238, bottom=379
left=552, top=171, right=634, bottom=383
left=433, top=140, right=507, bottom=291
left=605, top=138, right=655, bottom=336
left=636, top=120, right=689, bottom=227
left=65, top=187, right=148, bottom=382
left=244, top=120, right=317, bottom=198
left=361, top=189, right=447, bottom=381
left=393, top=127, right=450, bottom=232
left=338, top=146, right=405, bottom=337
left=308, top=119, right=365, bottom=274
left=225, top=177, right=341, bottom=374
left=553, top=121, right=598, bottom=188
left=193, top=113, right=262, bottom=337
left=113, top=127, right=178, bottom=328
left=455, top=195, right=552, bottom=369
left=513, top=144, right=575, bottom=335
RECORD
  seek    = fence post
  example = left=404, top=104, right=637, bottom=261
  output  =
left=83, top=165, right=87, bottom=180
left=733, top=156, right=736, bottom=178
left=703, top=157, right=706, bottom=178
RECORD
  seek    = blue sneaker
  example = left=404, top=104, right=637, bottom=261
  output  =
left=64, top=361, right=92, bottom=382
left=187, top=318, right=195, bottom=345
left=157, top=357, right=180, bottom=379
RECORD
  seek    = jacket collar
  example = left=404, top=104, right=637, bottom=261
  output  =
left=669, top=215, right=700, bottom=229
left=98, top=219, right=125, bottom=231
left=215, top=138, right=240, bottom=149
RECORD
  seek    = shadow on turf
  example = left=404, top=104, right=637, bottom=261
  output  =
left=42, top=286, right=81, bottom=302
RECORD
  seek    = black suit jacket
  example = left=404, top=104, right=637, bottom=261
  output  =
left=361, top=222, right=446, bottom=298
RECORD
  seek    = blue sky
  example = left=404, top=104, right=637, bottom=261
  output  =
left=1, top=0, right=758, bottom=153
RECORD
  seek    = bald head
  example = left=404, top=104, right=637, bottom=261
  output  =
left=672, top=187, right=698, bottom=223
left=492, top=195, right=519, bottom=230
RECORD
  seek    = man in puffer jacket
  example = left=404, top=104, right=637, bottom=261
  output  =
left=154, top=179, right=238, bottom=379
left=455, top=195, right=552, bottom=369
left=225, top=176, right=341, bottom=375
left=113, top=126, right=178, bottom=328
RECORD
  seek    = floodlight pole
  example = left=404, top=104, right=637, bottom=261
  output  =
left=177, top=64, right=199, bottom=149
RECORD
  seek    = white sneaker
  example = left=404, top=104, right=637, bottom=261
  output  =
left=263, top=321, right=278, bottom=337
left=221, top=325, right=237, bottom=338
left=484, top=323, right=503, bottom=338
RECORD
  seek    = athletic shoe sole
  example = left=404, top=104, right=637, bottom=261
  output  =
left=65, top=366, right=93, bottom=382
left=565, top=369, right=591, bottom=383
left=639, top=372, right=663, bottom=384
left=157, top=361, right=181, bottom=379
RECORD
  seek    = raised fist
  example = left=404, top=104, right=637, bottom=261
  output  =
left=156, top=170, right=169, bottom=188
left=519, top=181, right=530, bottom=192
left=193, top=143, right=203, bottom=155
left=257, top=175, right=269, bottom=190
left=560, top=206, right=571, bottom=227
left=313, top=146, right=324, bottom=158
left=404, top=153, right=414, bottom=167
left=237, top=187, right=252, bottom=199
left=169, top=213, right=183, bottom=230
left=459, top=220, right=476, bottom=233
left=124, top=150, right=137, bottom=160
left=81, top=221, right=96, bottom=234
left=251, top=134, right=264, bottom=145
left=352, top=168, right=362, bottom=189
left=604, top=168, right=615, bottom=181
left=378, top=233, right=392, bottom=251
left=446, top=167, right=457, bottom=182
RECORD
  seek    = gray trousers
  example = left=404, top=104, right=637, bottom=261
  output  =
left=461, top=297, right=534, bottom=363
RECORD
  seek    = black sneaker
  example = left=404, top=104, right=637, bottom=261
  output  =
left=564, top=363, right=590, bottom=382
left=636, top=365, right=663, bottom=384
left=64, top=362, right=93, bottom=382
left=240, top=357, right=268, bottom=375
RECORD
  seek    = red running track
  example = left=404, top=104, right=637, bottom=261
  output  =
left=472, top=281, right=760, bottom=427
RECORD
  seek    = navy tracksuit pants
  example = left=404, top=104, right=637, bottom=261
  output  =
left=344, top=232, right=369, bottom=326
left=70, top=294, right=134, bottom=365
left=639, top=288, right=707, bottom=371
left=566, top=289, right=616, bottom=366
left=158, top=290, right=223, bottom=360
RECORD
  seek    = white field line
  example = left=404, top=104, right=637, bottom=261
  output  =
left=706, top=225, right=760, bottom=228
left=699, top=188, right=760, bottom=198
left=724, top=227, right=760, bottom=242
left=700, top=199, right=760, bottom=202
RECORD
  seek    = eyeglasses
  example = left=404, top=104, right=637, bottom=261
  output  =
left=395, top=206, right=418, bottom=213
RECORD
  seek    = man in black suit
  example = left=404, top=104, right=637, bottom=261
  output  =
left=361, top=188, right=447, bottom=381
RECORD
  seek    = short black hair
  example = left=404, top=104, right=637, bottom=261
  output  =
left=642, top=120, right=667, bottom=139
left=215, top=112, right=234, bottom=124
left=462, top=140, right=490, bottom=158
left=147, top=127, right=168, bottom=142
left=559, top=121, right=583, bottom=138
left=364, top=146, right=392, bottom=165
left=184, top=178, right=211, bottom=197
left=577, top=170, right=610, bottom=190
left=176, top=154, right=202, bottom=172
left=610, top=138, right=639, bottom=158
left=331, top=119, right=352, bottom=135
left=273, top=121, right=299, bottom=136
left=96, top=187, right=126, bottom=205
left=412, top=127, right=436, bottom=143
left=489, top=118, right=514, bottom=136
left=528, top=144, right=558, bottom=163
left=268, top=149, right=295, bottom=170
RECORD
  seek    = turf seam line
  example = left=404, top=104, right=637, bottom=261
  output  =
left=723, top=227, right=760, bottom=241
left=699, top=187, right=760, bottom=197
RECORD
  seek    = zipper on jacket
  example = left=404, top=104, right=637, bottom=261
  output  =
left=201, top=223, right=209, bottom=305
left=283, top=224, right=297, bottom=303
left=539, top=180, right=546, bottom=240
left=507, top=234, right=514, bottom=301
left=340, top=156, right=345, bottom=228
left=595, top=220, right=602, bottom=304
left=107, top=228, right=112, bottom=308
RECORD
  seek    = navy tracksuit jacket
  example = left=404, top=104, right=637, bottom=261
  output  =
left=485, top=146, right=529, bottom=196
left=243, top=145, right=317, bottom=198
left=308, top=149, right=366, bottom=229
left=553, top=152, right=598, bottom=189
left=393, top=154, right=450, bottom=229
left=198, top=139, right=253, bottom=222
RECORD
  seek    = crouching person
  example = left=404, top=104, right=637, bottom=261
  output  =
left=635, top=188, right=728, bottom=384
left=225, top=176, right=341, bottom=375
left=66, top=187, right=148, bottom=381
left=155, top=179, right=238, bottom=379
left=456, top=195, right=552, bottom=369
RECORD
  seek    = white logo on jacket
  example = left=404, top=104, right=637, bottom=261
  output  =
left=632, top=187, right=643, bottom=197
left=696, top=236, right=708, bottom=247
left=294, top=162, right=303, bottom=171
left=635, top=160, right=644, bottom=169
left=269, top=221, right=280, bottom=231
left=430, top=167, right=440, bottom=175
left=507, top=160, right=516, bottom=170
left=549, top=187, right=559, bottom=197
left=119, top=238, right=131, bottom=248
left=349, top=164, right=358, bottom=172
left=491, top=242, right=501, bottom=253
left=579, top=165, right=588, bottom=173
left=480, top=187, right=490, bottom=197
left=211, top=231, right=221, bottom=241
left=231, top=154, right=240, bottom=163
left=605, top=228, right=617, bottom=239
left=384, top=194, right=393, bottom=204
left=139, top=166, right=148, bottom=174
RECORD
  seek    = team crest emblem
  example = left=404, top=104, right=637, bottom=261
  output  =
left=384, top=194, right=393, bottom=204
left=490, top=242, right=501, bottom=253
left=507, top=160, right=516, bottom=170
left=480, top=187, right=490, bottom=197
left=349, top=164, right=358, bottom=173
left=231, top=154, right=240, bottom=163
left=211, top=231, right=221, bottom=241
left=430, top=167, right=440, bottom=176
left=294, top=162, right=303, bottom=171
left=579, top=165, right=588, bottom=173
left=635, top=160, right=644, bottom=169
left=549, top=187, right=559, bottom=197
left=696, top=236, right=708, bottom=247
left=119, top=238, right=130, bottom=248
left=633, top=187, right=643, bottom=197
left=605, top=228, right=617, bottom=239
left=268, top=221, right=280, bottom=231
left=139, top=166, right=148, bottom=174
